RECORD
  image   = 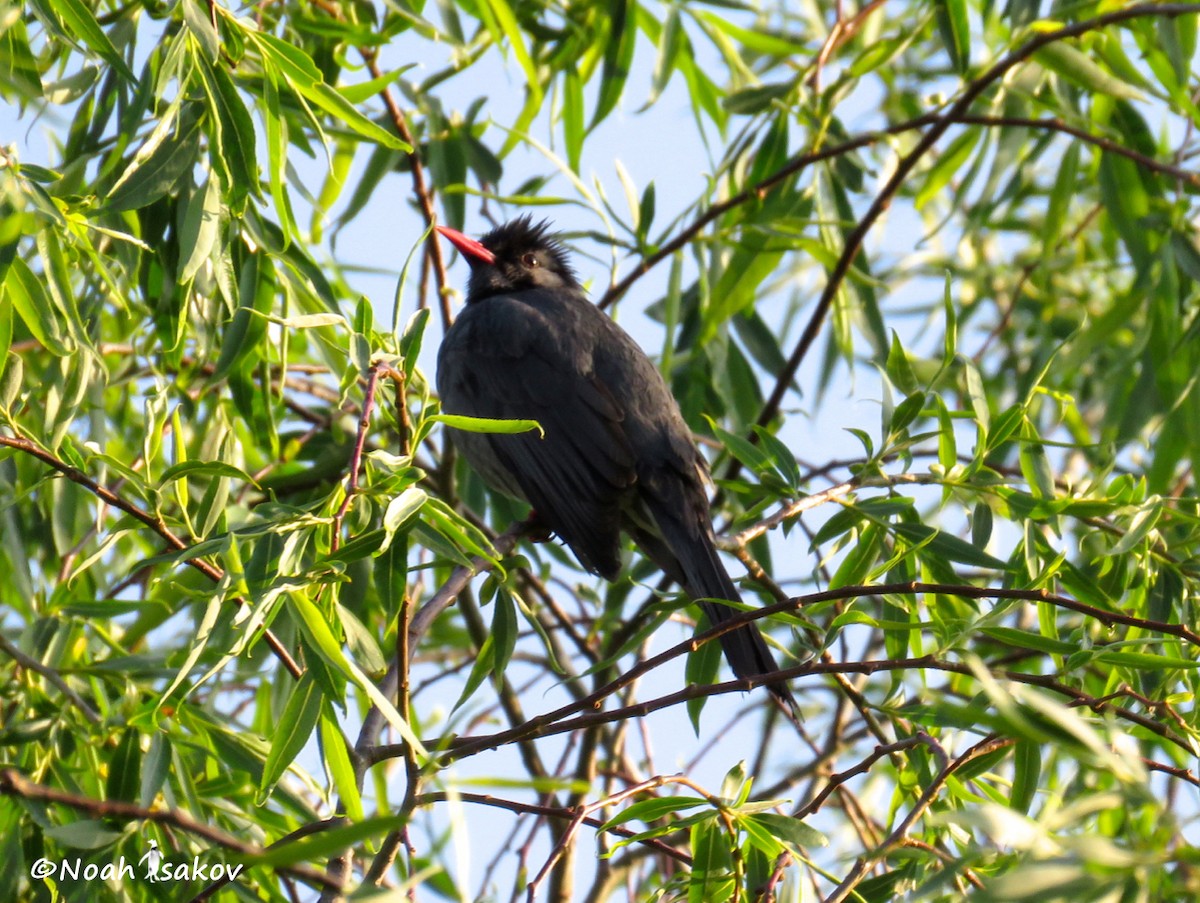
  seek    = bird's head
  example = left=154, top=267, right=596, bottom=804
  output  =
left=436, top=216, right=580, bottom=301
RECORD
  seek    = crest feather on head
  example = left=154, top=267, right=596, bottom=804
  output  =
left=479, top=216, right=577, bottom=283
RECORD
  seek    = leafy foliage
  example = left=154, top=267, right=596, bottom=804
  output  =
left=2, top=0, right=1200, bottom=900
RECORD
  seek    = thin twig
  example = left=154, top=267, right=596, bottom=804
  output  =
left=0, top=435, right=302, bottom=679
left=0, top=768, right=340, bottom=892
left=0, top=634, right=102, bottom=724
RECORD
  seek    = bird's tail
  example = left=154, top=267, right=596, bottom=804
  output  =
left=629, top=511, right=798, bottom=715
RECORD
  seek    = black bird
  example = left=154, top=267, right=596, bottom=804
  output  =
left=435, top=217, right=795, bottom=710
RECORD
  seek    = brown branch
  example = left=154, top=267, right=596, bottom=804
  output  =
left=321, top=518, right=529, bottom=897
left=0, top=768, right=341, bottom=892
left=794, top=735, right=934, bottom=820
left=416, top=790, right=690, bottom=863
left=957, top=114, right=1200, bottom=189
left=598, top=6, right=1200, bottom=316
left=361, top=51, right=452, bottom=329
left=748, top=2, right=1200, bottom=457
left=331, top=361, right=381, bottom=550
left=357, top=562, right=1200, bottom=765
left=304, top=0, right=450, bottom=324
left=0, top=633, right=101, bottom=723
left=390, top=645, right=1188, bottom=768
left=0, top=435, right=302, bottom=679
left=823, top=737, right=1010, bottom=903
left=1143, top=758, right=1200, bottom=788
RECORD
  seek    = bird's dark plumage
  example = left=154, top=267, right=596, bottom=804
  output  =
left=436, top=217, right=794, bottom=709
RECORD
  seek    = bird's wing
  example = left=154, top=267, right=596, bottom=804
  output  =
left=438, top=297, right=638, bottom=579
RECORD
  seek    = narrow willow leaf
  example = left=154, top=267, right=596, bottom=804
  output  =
left=430, top=413, right=543, bottom=436
left=745, top=812, right=827, bottom=850
left=105, top=100, right=201, bottom=212
left=194, top=52, right=259, bottom=212
left=178, top=176, right=222, bottom=283
left=891, top=523, right=1011, bottom=570
left=320, top=708, right=364, bottom=822
left=916, top=129, right=980, bottom=211
left=644, top=6, right=681, bottom=108
left=52, top=0, right=135, bottom=81
left=886, top=331, right=918, bottom=395
left=5, top=257, right=72, bottom=355
left=262, top=63, right=298, bottom=247
left=562, top=65, right=584, bottom=173
left=213, top=254, right=274, bottom=380
left=105, top=728, right=143, bottom=802
left=1035, top=42, right=1144, bottom=102
left=381, top=487, right=426, bottom=551
left=591, top=0, right=636, bottom=129
left=0, top=295, right=12, bottom=379
left=933, top=0, right=970, bottom=74
left=1, top=17, right=42, bottom=99
left=260, top=673, right=323, bottom=798
left=490, top=585, right=518, bottom=681
left=601, top=796, right=707, bottom=829
left=694, top=10, right=804, bottom=57
left=249, top=31, right=410, bottom=152
left=479, top=0, right=541, bottom=106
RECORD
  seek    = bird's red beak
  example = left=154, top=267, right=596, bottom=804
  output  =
left=436, top=225, right=496, bottom=265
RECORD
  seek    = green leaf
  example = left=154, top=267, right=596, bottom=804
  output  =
left=285, top=594, right=427, bottom=760
left=105, top=729, right=143, bottom=802
left=688, top=818, right=731, bottom=903
left=1093, top=650, right=1200, bottom=670
left=490, top=584, right=518, bottom=680
left=744, top=812, right=827, bottom=851
left=381, top=487, right=426, bottom=551
left=892, top=523, right=1011, bottom=571
left=139, top=733, right=171, bottom=807
left=979, top=627, right=1075, bottom=655
left=645, top=6, right=682, bottom=108
left=933, top=0, right=970, bottom=74
left=455, top=632, right=496, bottom=709
left=1010, top=739, right=1041, bottom=814
left=320, top=707, right=364, bottom=821
left=886, top=331, right=918, bottom=395
left=51, top=0, right=135, bottom=81
left=105, top=105, right=203, bottom=212
left=479, top=0, right=541, bottom=107
left=194, top=52, right=259, bottom=213
left=1041, top=140, right=1080, bottom=250
left=262, top=64, right=299, bottom=247
left=916, top=128, right=980, bottom=211
left=1097, top=154, right=1152, bottom=269
left=4, top=256, right=72, bottom=355
left=942, top=271, right=957, bottom=366
left=178, top=176, right=222, bottom=283
left=601, top=796, right=708, bottom=829
left=0, top=16, right=42, bottom=100
left=249, top=31, right=410, bottom=152
left=181, top=0, right=219, bottom=61
left=158, top=460, right=259, bottom=487
left=242, top=812, right=413, bottom=868
left=213, top=254, right=274, bottom=380
left=694, top=10, right=804, bottom=57
left=45, top=820, right=123, bottom=850
left=260, top=673, right=323, bottom=797
left=399, top=307, right=430, bottom=378
left=1035, top=42, right=1145, bottom=102
left=591, top=0, right=636, bottom=130
left=562, top=65, right=584, bottom=172
left=431, top=413, right=543, bottom=437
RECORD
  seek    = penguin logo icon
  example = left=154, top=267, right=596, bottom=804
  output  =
left=139, top=840, right=163, bottom=882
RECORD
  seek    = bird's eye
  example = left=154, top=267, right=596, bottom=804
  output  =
left=521, top=252, right=540, bottom=268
